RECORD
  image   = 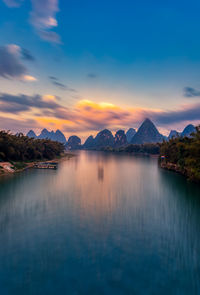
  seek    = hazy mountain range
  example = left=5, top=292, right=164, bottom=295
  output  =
left=26, top=119, right=196, bottom=150
left=27, top=129, right=67, bottom=144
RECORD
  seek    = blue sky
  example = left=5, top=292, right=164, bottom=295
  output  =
left=0, top=0, right=200, bottom=139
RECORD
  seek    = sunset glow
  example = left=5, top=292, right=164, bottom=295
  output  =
left=0, top=0, right=200, bottom=140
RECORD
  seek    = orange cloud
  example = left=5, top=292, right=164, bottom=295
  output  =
left=1, top=93, right=200, bottom=138
left=23, top=75, right=37, bottom=82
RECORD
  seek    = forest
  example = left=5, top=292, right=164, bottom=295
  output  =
left=0, top=131, right=65, bottom=162
left=160, top=126, right=200, bottom=182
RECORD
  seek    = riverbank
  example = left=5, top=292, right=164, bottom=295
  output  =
left=160, top=161, right=200, bottom=183
left=0, top=152, right=74, bottom=176
left=159, top=127, right=200, bottom=183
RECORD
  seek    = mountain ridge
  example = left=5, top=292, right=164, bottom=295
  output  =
left=27, top=128, right=67, bottom=144
left=131, top=118, right=164, bottom=144
left=26, top=120, right=197, bottom=149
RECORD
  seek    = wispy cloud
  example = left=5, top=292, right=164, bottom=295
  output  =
left=0, top=116, right=39, bottom=134
left=21, top=48, right=35, bottom=61
left=30, top=0, right=61, bottom=44
left=152, top=103, right=200, bottom=124
left=0, top=44, right=36, bottom=81
left=3, top=0, right=61, bottom=44
left=2, top=0, right=23, bottom=8
left=184, top=87, right=200, bottom=97
left=1, top=93, right=200, bottom=135
left=49, top=76, right=77, bottom=92
left=0, top=93, right=61, bottom=114
left=87, top=73, right=98, bottom=79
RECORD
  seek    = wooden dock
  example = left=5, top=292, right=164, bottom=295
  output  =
left=34, top=162, right=58, bottom=170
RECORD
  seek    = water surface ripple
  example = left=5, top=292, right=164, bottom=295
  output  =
left=0, top=151, right=200, bottom=294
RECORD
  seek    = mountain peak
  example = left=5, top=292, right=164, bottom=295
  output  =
left=114, top=130, right=127, bottom=147
left=143, top=118, right=152, bottom=124
left=94, top=129, right=114, bottom=148
left=126, top=128, right=136, bottom=143
left=168, top=130, right=179, bottom=139
left=27, top=130, right=37, bottom=138
left=36, top=128, right=67, bottom=143
left=83, top=135, right=95, bottom=149
left=131, top=119, right=164, bottom=144
left=182, top=124, right=196, bottom=137
left=67, top=135, right=81, bottom=150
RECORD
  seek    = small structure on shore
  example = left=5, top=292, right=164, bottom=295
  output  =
left=34, top=162, right=58, bottom=170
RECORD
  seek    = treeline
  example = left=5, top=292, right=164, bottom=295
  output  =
left=101, top=143, right=160, bottom=154
left=160, top=126, right=200, bottom=182
left=0, top=131, right=65, bottom=162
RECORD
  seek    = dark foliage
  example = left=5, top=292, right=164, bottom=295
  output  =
left=160, top=126, right=200, bottom=182
left=0, top=131, right=65, bottom=162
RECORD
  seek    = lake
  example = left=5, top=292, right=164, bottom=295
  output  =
left=0, top=151, right=200, bottom=295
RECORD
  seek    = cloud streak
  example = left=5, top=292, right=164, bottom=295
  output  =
left=0, top=93, right=62, bottom=114
left=0, top=44, right=36, bottom=81
left=30, top=0, right=61, bottom=43
left=3, top=0, right=60, bottom=43
left=2, top=0, right=23, bottom=7
left=21, top=48, right=35, bottom=61
left=0, top=93, right=200, bottom=135
left=184, top=87, right=200, bottom=97
left=49, top=76, right=77, bottom=92
left=87, top=73, right=98, bottom=79
left=152, top=103, right=200, bottom=124
left=0, top=116, right=39, bottom=134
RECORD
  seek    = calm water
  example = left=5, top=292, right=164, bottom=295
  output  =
left=0, top=151, right=200, bottom=295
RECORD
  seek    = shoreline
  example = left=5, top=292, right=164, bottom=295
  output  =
left=0, top=152, right=74, bottom=177
left=160, top=161, right=200, bottom=183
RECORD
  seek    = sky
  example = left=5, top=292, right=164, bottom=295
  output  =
left=0, top=0, right=200, bottom=141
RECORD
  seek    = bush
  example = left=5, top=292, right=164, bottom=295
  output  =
left=160, top=126, right=200, bottom=181
left=0, top=131, right=65, bottom=162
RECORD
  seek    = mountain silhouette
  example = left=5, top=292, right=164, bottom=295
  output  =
left=131, top=118, right=164, bottom=144
left=27, top=129, right=67, bottom=144
left=94, top=129, right=114, bottom=148
left=114, top=130, right=127, bottom=147
left=126, top=128, right=136, bottom=143
left=83, top=135, right=95, bottom=149
left=168, top=130, right=180, bottom=139
left=181, top=124, right=196, bottom=137
left=27, top=130, right=37, bottom=139
left=67, top=135, right=81, bottom=150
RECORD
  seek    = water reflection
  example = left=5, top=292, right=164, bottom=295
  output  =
left=0, top=151, right=200, bottom=294
left=98, top=166, right=104, bottom=182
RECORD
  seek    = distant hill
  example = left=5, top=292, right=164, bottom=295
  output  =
left=131, top=118, right=164, bottom=144
left=26, top=121, right=197, bottom=151
left=114, top=130, right=127, bottom=147
left=83, top=135, right=95, bottom=149
left=168, top=125, right=196, bottom=140
left=27, top=130, right=37, bottom=139
left=94, top=129, right=115, bottom=148
left=27, top=129, right=67, bottom=144
left=168, top=130, right=180, bottom=139
left=52, top=130, right=67, bottom=144
left=126, top=128, right=136, bottom=143
left=181, top=124, right=196, bottom=137
left=67, top=135, right=81, bottom=150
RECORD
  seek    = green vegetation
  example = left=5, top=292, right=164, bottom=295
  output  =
left=0, top=131, right=65, bottom=162
left=160, top=126, right=200, bottom=182
left=101, top=143, right=160, bottom=154
left=11, top=162, right=27, bottom=171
